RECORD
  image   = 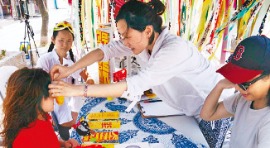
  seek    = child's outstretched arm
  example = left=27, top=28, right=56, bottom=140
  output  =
left=200, top=79, right=235, bottom=121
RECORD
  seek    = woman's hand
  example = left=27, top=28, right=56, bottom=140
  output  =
left=63, top=138, right=80, bottom=148
left=49, top=81, right=84, bottom=97
left=50, top=64, right=72, bottom=80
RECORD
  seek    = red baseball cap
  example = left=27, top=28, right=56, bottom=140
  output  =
left=217, top=36, right=270, bottom=84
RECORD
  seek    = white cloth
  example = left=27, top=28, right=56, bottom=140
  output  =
left=69, top=96, right=86, bottom=112
left=0, top=66, right=18, bottom=100
left=36, top=49, right=82, bottom=124
left=223, top=93, right=270, bottom=148
left=100, top=27, right=233, bottom=119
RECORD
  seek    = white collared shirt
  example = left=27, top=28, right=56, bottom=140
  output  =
left=36, top=49, right=81, bottom=81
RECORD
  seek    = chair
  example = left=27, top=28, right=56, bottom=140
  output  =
left=0, top=66, right=18, bottom=101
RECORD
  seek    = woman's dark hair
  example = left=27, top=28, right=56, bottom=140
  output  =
left=48, top=28, right=75, bottom=62
left=1, top=68, right=51, bottom=148
left=116, top=0, right=165, bottom=44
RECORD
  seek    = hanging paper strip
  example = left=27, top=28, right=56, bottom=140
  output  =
left=186, top=0, right=194, bottom=40
left=218, top=0, right=231, bottom=64
left=190, top=0, right=203, bottom=43
left=198, top=14, right=214, bottom=51
left=258, top=3, right=270, bottom=35
left=164, top=0, right=170, bottom=29
left=92, top=0, right=97, bottom=47
left=209, top=0, right=223, bottom=45
left=167, top=0, right=180, bottom=34
left=107, top=0, right=111, bottom=23
left=237, top=0, right=253, bottom=41
left=184, top=0, right=191, bottom=40
left=180, top=0, right=186, bottom=37
left=207, top=0, right=225, bottom=60
left=178, top=0, right=181, bottom=36
left=195, top=0, right=213, bottom=45
left=81, top=0, right=86, bottom=47
left=84, top=0, right=93, bottom=48
left=77, top=0, right=270, bottom=65
left=211, top=0, right=227, bottom=61
left=96, top=0, right=101, bottom=23
left=78, top=0, right=84, bottom=46
left=185, top=0, right=190, bottom=38
left=244, top=0, right=265, bottom=37
left=215, top=0, right=259, bottom=36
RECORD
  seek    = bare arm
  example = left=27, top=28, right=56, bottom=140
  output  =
left=200, top=79, right=235, bottom=121
left=49, top=80, right=128, bottom=98
left=50, top=48, right=104, bottom=80
left=70, top=48, right=104, bottom=74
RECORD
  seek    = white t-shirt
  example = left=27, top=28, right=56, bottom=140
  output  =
left=100, top=27, right=233, bottom=120
left=36, top=49, right=82, bottom=124
left=223, top=93, right=270, bottom=148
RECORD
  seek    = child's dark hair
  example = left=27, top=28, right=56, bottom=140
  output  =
left=116, top=0, right=165, bottom=44
left=1, top=68, right=51, bottom=148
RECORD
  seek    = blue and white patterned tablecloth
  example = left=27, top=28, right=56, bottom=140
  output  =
left=71, top=97, right=207, bottom=148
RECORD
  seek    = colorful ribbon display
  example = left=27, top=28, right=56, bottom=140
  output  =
left=73, top=0, right=269, bottom=63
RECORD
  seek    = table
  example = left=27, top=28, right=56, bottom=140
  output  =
left=0, top=51, right=27, bottom=68
left=71, top=98, right=209, bottom=147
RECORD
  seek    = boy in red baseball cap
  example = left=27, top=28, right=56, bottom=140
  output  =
left=200, top=35, right=270, bottom=147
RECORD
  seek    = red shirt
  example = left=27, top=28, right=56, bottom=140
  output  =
left=13, top=114, right=60, bottom=148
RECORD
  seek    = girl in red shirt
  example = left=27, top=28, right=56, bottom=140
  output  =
left=0, top=67, right=79, bottom=148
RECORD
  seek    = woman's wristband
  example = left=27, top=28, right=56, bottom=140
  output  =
left=84, top=84, right=88, bottom=97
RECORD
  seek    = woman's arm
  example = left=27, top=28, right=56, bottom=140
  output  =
left=49, top=80, right=128, bottom=98
left=200, top=79, right=235, bottom=121
left=51, top=38, right=132, bottom=81
left=70, top=49, right=104, bottom=75
left=51, top=49, right=104, bottom=80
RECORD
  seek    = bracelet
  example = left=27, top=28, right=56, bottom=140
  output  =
left=84, top=84, right=88, bottom=97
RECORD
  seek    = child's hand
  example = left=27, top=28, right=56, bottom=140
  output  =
left=217, top=79, right=235, bottom=89
left=86, top=78, right=95, bottom=85
left=63, top=138, right=79, bottom=148
left=80, top=69, right=95, bottom=84
left=80, top=69, right=89, bottom=81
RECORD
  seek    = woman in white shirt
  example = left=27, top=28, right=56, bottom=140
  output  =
left=49, top=0, right=233, bottom=147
